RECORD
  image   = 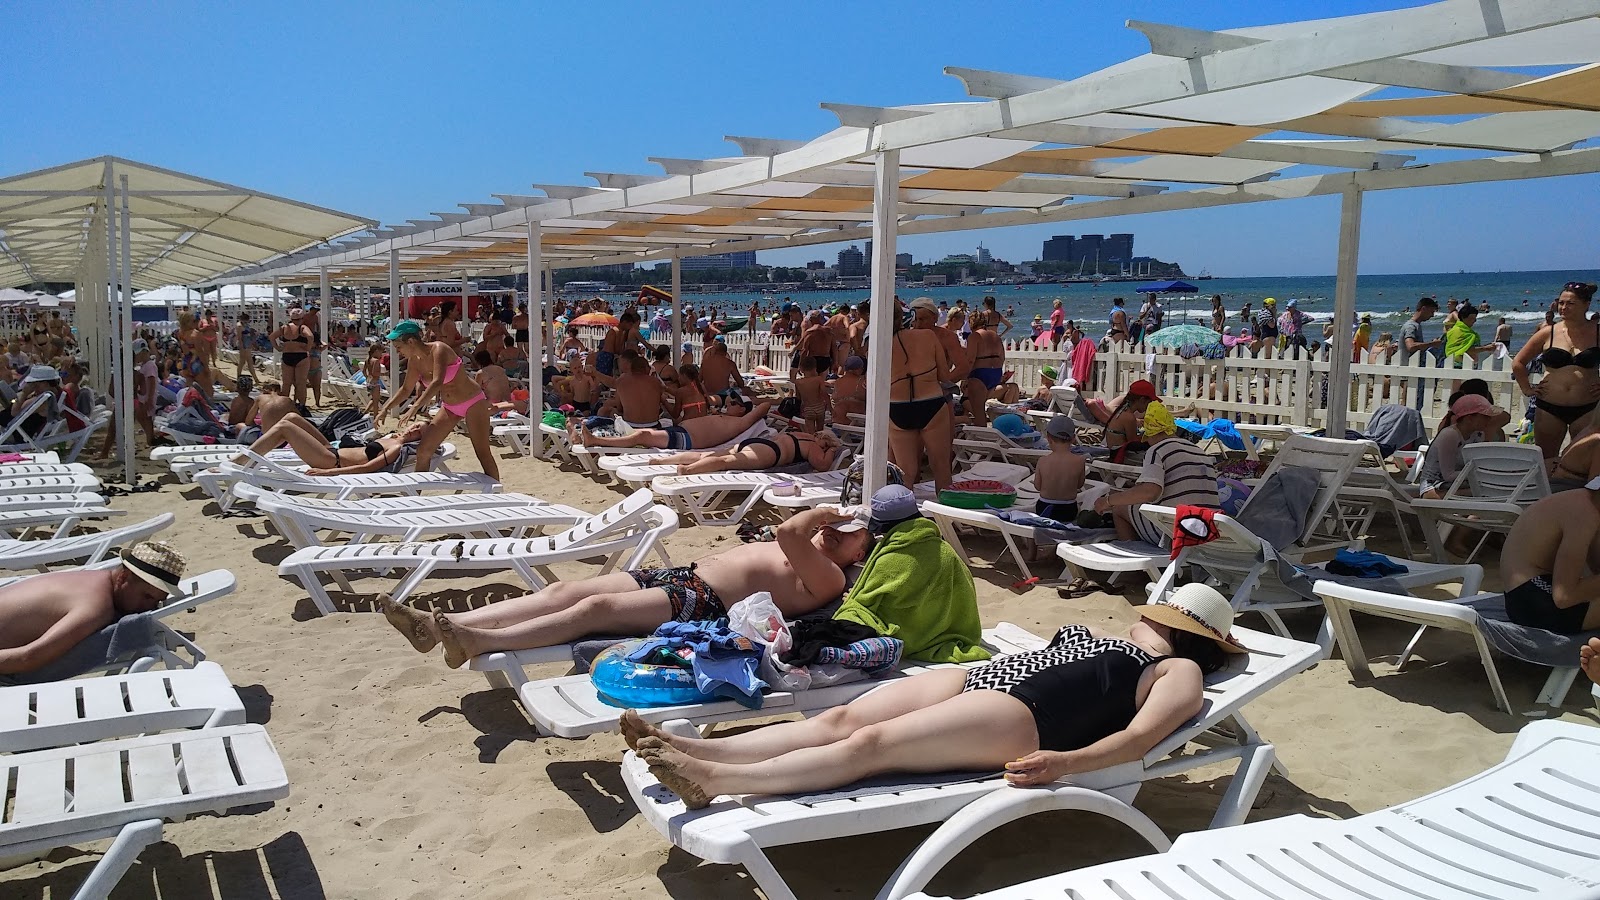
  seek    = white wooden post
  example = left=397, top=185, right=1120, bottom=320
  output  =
left=671, top=254, right=682, bottom=357
left=862, top=149, right=900, bottom=499
left=118, top=173, right=135, bottom=484
left=318, top=267, right=330, bottom=350
left=1326, top=182, right=1363, bottom=436
left=526, top=219, right=542, bottom=455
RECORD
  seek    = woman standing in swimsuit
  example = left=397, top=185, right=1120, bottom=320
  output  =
left=1513, top=281, right=1600, bottom=458
left=964, top=310, right=1006, bottom=426
left=624, top=584, right=1241, bottom=809
left=175, top=311, right=215, bottom=401
left=512, top=303, right=531, bottom=354
left=598, top=309, right=645, bottom=377
left=273, top=308, right=313, bottom=406
left=377, top=320, right=499, bottom=481
left=891, top=304, right=957, bottom=492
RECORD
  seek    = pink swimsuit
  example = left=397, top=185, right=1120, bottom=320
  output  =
left=435, top=356, right=486, bottom=417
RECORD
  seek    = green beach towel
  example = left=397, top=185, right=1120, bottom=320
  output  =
left=833, top=518, right=991, bottom=664
left=1444, top=320, right=1481, bottom=360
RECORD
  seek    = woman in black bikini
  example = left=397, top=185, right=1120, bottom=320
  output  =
left=891, top=306, right=957, bottom=491
left=274, top=308, right=313, bottom=407
left=661, top=428, right=842, bottom=476
left=232, top=415, right=429, bottom=475
left=623, top=584, right=1242, bottom=809
left=1514, top=281, right=1600, bottom=458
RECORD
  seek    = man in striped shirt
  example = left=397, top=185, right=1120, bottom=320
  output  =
left=1092, top=400, right=1220, bottom=545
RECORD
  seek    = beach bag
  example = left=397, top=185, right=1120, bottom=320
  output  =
left=316, top=407, right=368, bottom=443
left=777, top=396, right=802, bottom=419
left=838, top=458, right=905, bottom=506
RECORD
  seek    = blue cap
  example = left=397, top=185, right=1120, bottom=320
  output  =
left=386, top=320, right=422, bottom=340
left=869, top=485, right=921, bottom=534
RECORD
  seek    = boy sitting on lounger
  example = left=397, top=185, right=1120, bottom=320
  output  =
left=0, top=542, right=187, bottom=684
left=1501, top=483, right=1600, bottom=634
left=378, top=505, right=874, bottom=667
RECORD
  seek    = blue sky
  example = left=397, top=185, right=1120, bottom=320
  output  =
left=5, top=1, right=1596, bottom=277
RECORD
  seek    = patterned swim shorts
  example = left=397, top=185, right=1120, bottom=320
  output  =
left=630, top=564, right=727, bottom=622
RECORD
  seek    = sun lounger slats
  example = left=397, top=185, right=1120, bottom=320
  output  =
left=0, top=663, right=245, bottom=754
left=0, top=474, right=100, bottom=496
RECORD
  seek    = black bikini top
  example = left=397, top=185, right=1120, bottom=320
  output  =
left=1539, top=322, right=1600, bottom=370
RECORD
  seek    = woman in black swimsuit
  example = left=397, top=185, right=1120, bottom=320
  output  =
left=623, top=585, right=1243, bottom=809
left=659, top=428, right=841, bottom=476
left=1514, top=281, right=1600, bottom=458
left=891, top=305, right=957, bottom=491
left=232, top=414, right=429, bottom=475
left=274, top=308, right=314, bottom=407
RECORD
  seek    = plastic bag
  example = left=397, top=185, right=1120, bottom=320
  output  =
left=727, top=592, right=812, bottom=692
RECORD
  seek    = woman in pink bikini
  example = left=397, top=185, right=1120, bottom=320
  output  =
left=376, top=320, right=499, bottom=481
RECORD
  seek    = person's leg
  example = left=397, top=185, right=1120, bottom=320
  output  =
left=311, top=358, right=323, bottom=406
left=922, top=404, right=954, bottom=492
left=288, top=361, right=308, bottom=406
left=434, top=586, right=675, bottom=666
left=464, top=402, right=499, bottom=480
left=410, top=412, right=458, bottom=473
left=281, top=411, right=327, bottom=444
left=887, top=424, right=923, bottom=485
left=964, top=380, right=990, bottom=426
left=626, top=668, right=967, bottom=760
left=240, top=418, right=336, bottom=467
left=641, top=685, right=1038, bottom=802
left=677, top=447, right=767, bottom=475
left=379, top=574, right=643, bottom=651
left=1111, top=504, right=1138, bottom=541
left=580, top=426, right=668, bottom=449
left=1582, top=637, right=1600, bottom=685
left=1533, top=409, right=1567, bottom=460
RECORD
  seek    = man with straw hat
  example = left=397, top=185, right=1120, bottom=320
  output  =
left=625, top=582, right=1245, bottom=809
left=0, top=541, right=188, bottom=684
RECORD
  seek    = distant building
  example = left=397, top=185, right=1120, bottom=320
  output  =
left=924, top=274, right=949, bottom=286
left=1104, top=233, right=1134, bottom=265
left=838, top=245, right=866, bottom=277
left=895, top=252, right=913, bottom=268
left=939, top=253, right=975, bottom=266
left=976, top=244, right=992, bottom=265
left=1075, top=235, right=1104, bottom=266
left=680, top=251, right=757, bottom=272
left=864, top=240, right=872, bottom=268
left=805, top=260, right=826, bottom=270
left=1042, top=235, right=1074, bottom=262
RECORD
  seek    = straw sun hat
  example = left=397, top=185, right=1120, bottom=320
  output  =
left=1140, top=583, right=1247, bottom=654
left=119, top=540, right=188, bottom=598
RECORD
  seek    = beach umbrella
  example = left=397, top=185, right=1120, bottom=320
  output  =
left=570, top=312, right=619, bottom=327
left=1144, top=323, right=1221, bottom=348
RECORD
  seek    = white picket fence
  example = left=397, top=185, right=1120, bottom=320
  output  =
left=570, top=326, right=1518, bottom=431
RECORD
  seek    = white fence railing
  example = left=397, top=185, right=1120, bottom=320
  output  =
left=569, top=326, right=1515, bottom=431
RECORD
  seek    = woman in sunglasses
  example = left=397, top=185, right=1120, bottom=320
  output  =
left=1513, top=281, right=1600, bottom=459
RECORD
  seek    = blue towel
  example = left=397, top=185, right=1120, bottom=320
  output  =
left=0, top=614, right=157, bottom=685
left=1326, top=549, right=1410, bottom=579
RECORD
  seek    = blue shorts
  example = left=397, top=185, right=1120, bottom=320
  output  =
left=664, top=425, right=692, bottom=451
left=971, top=367, right=1004, bottom=390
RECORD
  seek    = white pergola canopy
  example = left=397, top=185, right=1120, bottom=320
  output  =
left=204, top=2, right=1600, bottom=286
left=0, top=156, right=373, bottom=290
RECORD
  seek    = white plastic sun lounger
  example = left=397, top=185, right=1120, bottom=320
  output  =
left=1316, top=579, right=1584, bottom=714
left=0, top=661, right=245, bottom=754
left=0, top=463, right=94, bottom=478
left=1, top=451, right=61, bottom=465
left=242, top=489, right=589, bottom=551
left=0, top=724, right=289, bottom=900
left=202, top=453, right=493, bottom=512
left=0, top=493, right=110, bottom=512
left=905, top=719, right=1600, bottom=900
left=0, top=514, right=174, bottom=574
left=0, top=565, right=235, bottom=673
left=276, top=489, right=679, bottom=615
left=0, top=473, right=101, bottom=498
left=229, top=485, right=547, bottom=515
left=498, top=623, right=1046, bottom=737
left=622, top=623, right=1322, bottom=900
left=0, top=505, right=126, bottom=540
left=166, top=441, right=459, bottom=483
left=592, top=420, right=776, bottom=474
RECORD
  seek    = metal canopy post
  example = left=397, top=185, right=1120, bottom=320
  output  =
left=670, top=254, right=682, bottom=355
left=118, top=175, right=135, bottom=484
left=269, top=276, right=279, bottom=367
left=862, top=149, right=900, bottom=499
left=526, top=219, right=542, bottom=456
left=318, top=267, right=330, bottom=350
left=1325, top=182, right=1363, bottom=437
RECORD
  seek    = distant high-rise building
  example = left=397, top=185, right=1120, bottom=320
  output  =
left=1042, top=235, right=1074, bottom=262
left=1104, top=233, right=1134, bottom=264
left=837, top=245, right=866, bottom=277
left=805, top=260, right=826, bottom=270
left=976, top=244, right=992, bottom=265
left=895, top=252, right=913, bottom=268
left=679, top=251, right=758, bottom=271
left=864, top=240, right=873, bottom=269
left=1075, top=234, right=1105, bottom=268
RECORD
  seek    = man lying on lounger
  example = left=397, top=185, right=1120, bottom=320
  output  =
left=378, top=505, right=874, bottom=667
left=576, top=391, right=772, bottom=453
left=0, top=542, right=187, bottom=684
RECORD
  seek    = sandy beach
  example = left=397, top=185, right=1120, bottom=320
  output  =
left=2, top=441, right=1589, bottom=900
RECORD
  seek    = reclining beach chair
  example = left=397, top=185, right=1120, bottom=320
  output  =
left=1, top=492, right=111, bottom=513
left=0, top=724, right=289, bottom=900
left=0, top=661, right=245, bottom=753
left=276, top=489, right=679, bottom=615
left=0, top=514, right=174, bottom=574
left=0, top=504, right=126, bottom=539
left=1057, top=434, right=1365, bottom=587
left=199, top=449, right=488, bottom=512
left=0, top=393, right=59, bottom=456
left=904, top=719, right=1600, bottom=900
left=0, top=472, right=102, bottom=497
left=235, top=483, right=588, bottom=550
left=1316, top=579, right=1589, bottom=713
left=165, top=439, right=449, bottom=484
left=622, top=623, right=1322, bottom=900
left=1409, top=442, right=1549, bottom=563
left=476, top=622, right=1044, bottom=730
left=633, top=447, right=854, bottom=527
left=1137, top=505, right=1481, bottom=653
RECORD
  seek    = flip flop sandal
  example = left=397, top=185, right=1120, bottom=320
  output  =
left=1057, top=578, right=1098, bottom=599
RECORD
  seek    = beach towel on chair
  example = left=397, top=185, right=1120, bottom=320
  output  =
left=1236, top=464, right=1319, bottom=550
left=0, top=613, right=157, bottom=685
left=1362, top=404, right=1425, bottom=456
left=1462, top=595, right=1600, bottom=668
left=832, top=518, right=990, bottom=664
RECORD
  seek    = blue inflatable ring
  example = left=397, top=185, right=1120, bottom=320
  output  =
left=591, top=639, right=707, bottom=709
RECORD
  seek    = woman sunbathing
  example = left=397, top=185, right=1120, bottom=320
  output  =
left=625, top=584, right=1243, bottom=809
left=579, top=396, right=771, bottom=452
left=232, top=414, right=429, bottom=475
left=656, top=428, right=841, bottom=476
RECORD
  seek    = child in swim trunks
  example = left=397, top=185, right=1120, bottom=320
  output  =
left=792, top=355, right=829, bottom=433
left=1034, top=416, right=1086, bottom=528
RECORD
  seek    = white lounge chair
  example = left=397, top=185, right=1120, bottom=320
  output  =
left=1316, top=579, right=1585, bottom=714
left=276, top=489, right=679, bottom=615
left=637, top=448, right=854, bottom=527
left=0, top=462, right=94, bottom=478
left=0, top=492, right=110, bottom=512
left=243, top=489, right=589, bottom=550
left=622, top=622, right=1321, bottom=900
left=487, top=623, right=1044, bottom=733
left=593, top=419, right=775, bottom=474
left=0, top=505, right=126, bottom=539
left=1410, top=442, right=1549, bottom=563
left=0, top=661, right=244, bottom=753
left=1136, top=505, right=1482, bottom=653
left=0, top=393, right=58, bottom=455
left=0, top=724, right=289, bottom=900
left=0, top=514, right=174, bottom=574
left=199, top=451, right=492, bottom=512
left=0, top=473, right=102, bottom=497
left=903, top=719, right=1600, bottom=900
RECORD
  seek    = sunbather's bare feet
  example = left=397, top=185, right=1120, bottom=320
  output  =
left=637, top=739, right=713, bottom=810
left=377, top=593, right=437, bottom=653
left=620, top=709, right=668, bottom=752
left=434, top=610, right=473, bottom=668
left=1582, top=638, right=1600, bottom=686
